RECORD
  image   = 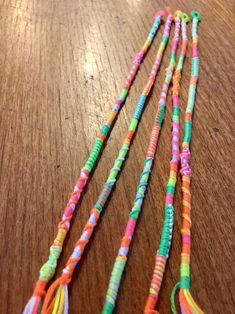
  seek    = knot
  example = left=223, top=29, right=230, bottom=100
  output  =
left=173, top=10, right=181, bottom=21
left=180, top=148, right=192, bottom=176
left=144, top=297, right=159, bottom=314
left=166, top=7, right=172, bottom=15
left=181, top=12, right=190, bottom=23
left=154, top=10, right=165, bottom=18
left=191, top=10, right=201, bottom=22
left=60, top=273, right=72, bottom=285
left=33, top=280, right=47, bottom=297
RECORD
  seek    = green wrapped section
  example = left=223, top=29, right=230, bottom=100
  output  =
left=94, top=183, right=113, bottom=213
left=170, top=51, right=176, bottom=62
left=93, top=203, right=102, bottom=213
left=157, top=204, right=174, bottom=256
left=107, top=144, right=129, bottom=182
left=83, top=138, right=103, bottom=171
left=129, top=118, right=138, bottom=131
left=177, top=53, right=185, bottom=69
left=173, top=106, right=180, bottom=115
left=180, top=276, right=190, bottom=289
left=158, top=102, right=166, bottom=125
left=101, top=124, right=110, bottom=135
left=183, top=120, right=192, bottom=143
left=191, top=57, right=199, bottom=76
left=166, top=184, right=175, bottom=195
left=162, top=34, right=169, bottom=45
left=39, top=245, right=62, bottom=282
left=120, top=88, right=128, bottom=100
left=129, top=157, right=153, bottom=220
left=102, top=302, right=114, bottom=314
left=102, top=257, right=126, bottom=314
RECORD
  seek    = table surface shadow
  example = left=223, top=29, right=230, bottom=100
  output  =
left=0, top=0, right=234, bottom=313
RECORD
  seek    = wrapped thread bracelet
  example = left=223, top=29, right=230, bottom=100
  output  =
left=102, top=10, right=182, bottom=314
left=144, top=11, right=189, bottom=314
left=23, top=8, right=165, bottom=314
left=171, top=10, right=203, bottom=314
left=22, top=7, right=204, bottom=314
left=41, top=8, right=173, bottom=314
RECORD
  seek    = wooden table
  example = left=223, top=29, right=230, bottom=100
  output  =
left=0, top=1, right=234, bottom=313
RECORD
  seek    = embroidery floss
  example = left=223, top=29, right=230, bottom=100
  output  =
left=102, top=10, right=182, bottom=314
left=170, top=10, right=203, bottom=314
left=23, top=9, right=165, bottom=314
left=41, top=9, right=174, bottom=314
left=144, top=11, right=189, bottom=314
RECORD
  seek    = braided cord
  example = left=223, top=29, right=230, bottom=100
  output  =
left=102, top=11, right=181, bottom=314
left=171, top=11, right=204, bottom=314
left=22, top=11, right=165, bottom=314
left=144, top=12, right=189, bottom=314
left=41, top=10, right=174, bottom=314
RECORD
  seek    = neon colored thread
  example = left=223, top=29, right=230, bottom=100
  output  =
left=41, top=11, right=171, bottom=314
left=23, top=10, right=164, bottom=314
left=144, top=12, right=189, bottom=314
left=170, top=10, right=204, bottom=314
left=102, top=10, right=178, bottom=314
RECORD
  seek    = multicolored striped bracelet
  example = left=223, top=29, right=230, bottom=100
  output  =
left=41, top=9, right=173, bottom=314
left=23, top=8, right=165, bottom=314
left=102, top=10, right=182, bottom=314
left=170, top=10, right=203, bottom=314
left=144, top=11, right=189, bottom=314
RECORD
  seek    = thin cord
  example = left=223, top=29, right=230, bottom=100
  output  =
left=170, top=10, right=203, bottom=314
left=41, top=9, right=173, bottom=314
left=144, top=11, right=189, bottom=314
left=22, top=9, right=164, bottom=314
left=102, top=11, right=182, bottom=314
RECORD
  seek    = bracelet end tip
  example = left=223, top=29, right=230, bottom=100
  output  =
left=166, top=7, right=172, bottom=15
left=181, top=12, right=190, bottom=23
left=155, top=10, right=165, bottom=19
left=191, top=10, right=201, bottom=21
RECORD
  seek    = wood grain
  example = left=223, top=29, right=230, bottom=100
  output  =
left=0, top=0, right=234, bottom=313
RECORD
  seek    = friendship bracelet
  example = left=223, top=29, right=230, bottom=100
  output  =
left=41, top=9, right=173, bottom=314
left=170, top=11, right=203, bottom=314
left=102, top=11, right=182, bottom=314
left=23, top=9, right=164, bottom=314
left=144, top=12, right=189, bottom=314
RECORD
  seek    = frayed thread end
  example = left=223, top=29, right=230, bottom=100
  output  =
left=144, top=296, right=160, bottom=314
left=179, top=289, right=204, bottom=314
left=171, top=284, right=204, bottom=314
left=41, top=276, right=69, bottom=314
left=23, top=296, right=42, bottom=314
left=23, top=280, right=46, bottom=314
